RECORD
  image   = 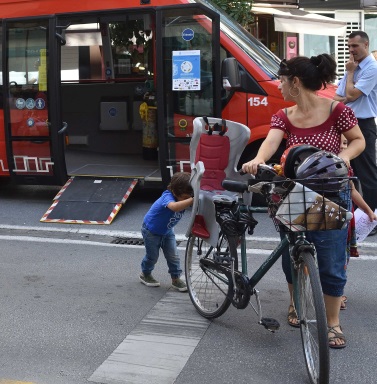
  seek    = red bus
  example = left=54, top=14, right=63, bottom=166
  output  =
left=0, top=0, right=333, bottom=190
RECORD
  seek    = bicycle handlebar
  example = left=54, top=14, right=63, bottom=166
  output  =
left=221, top=179, right=249, bottom=193
left=222, top=164, right=278, bottom=193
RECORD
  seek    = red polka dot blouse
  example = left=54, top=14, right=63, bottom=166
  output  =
left=271, top=103, right=358, bottom=155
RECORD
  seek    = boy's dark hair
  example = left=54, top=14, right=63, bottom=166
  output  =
left=167, top=172, right=193, bottom=197
left=278, top=54, right=337, bottom=91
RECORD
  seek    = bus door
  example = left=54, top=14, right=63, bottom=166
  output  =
left=3, top=18, right=67, bottom=185
left=155, top=5, right=221, bottom=185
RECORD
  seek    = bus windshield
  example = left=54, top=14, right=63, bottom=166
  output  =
left=194, top=0, right=281, bottom=79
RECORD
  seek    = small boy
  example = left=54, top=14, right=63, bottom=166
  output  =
left=139, top=172, right=193, bottom=292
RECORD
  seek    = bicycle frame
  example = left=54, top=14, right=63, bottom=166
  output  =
left=228, top=189, right=317, bottom=321
left=236, top=195, right=290, bottom=284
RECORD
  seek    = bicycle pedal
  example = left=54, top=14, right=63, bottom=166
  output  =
left=260, top=317, right=280, bottom=332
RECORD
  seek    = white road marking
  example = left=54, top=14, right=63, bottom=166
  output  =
left=0, top=235, right=140, bottom=248
left=0, top=234, right=375, bottom=259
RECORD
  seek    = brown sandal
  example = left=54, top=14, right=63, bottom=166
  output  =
left=328, top=325, right=347, bottom=349
left=340, top=295, right=348, bottom=310
left=287, top=304, right=300, bottom=328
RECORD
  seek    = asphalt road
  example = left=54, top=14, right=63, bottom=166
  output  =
left=0, top=182, right=376, bottom=384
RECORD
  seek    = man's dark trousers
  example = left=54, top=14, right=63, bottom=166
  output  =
left=351, top=117, right=377, bottom=211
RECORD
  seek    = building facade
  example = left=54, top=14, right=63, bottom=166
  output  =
left=299, top=0, right=377, bottom=76
left=250, top=1, right=377, bottom=78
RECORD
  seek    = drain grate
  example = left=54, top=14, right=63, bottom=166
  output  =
left=111, top=237, right=181, bottom=246
left=112, top=237, right=144, bottom=245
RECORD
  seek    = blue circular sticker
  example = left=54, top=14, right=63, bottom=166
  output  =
left=35, top=98, right=45, bottom=109
left=15, top=98, right=26, bottom=109
left=26, top=98, right=36, bottom=109
left=27, top=118, right=35, bottom=127
left=182, top=28, right=194, bottom=41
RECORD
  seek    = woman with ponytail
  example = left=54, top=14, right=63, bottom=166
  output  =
left=242, top=54, right=365, bottom=349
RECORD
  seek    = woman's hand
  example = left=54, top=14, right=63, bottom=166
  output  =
left=241, top=122, right=284, bottom=175
left=242, top=157, right=265, bottom=175
left=338, top=153, right=350, bottom=168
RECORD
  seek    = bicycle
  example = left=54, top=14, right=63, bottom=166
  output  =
left=185, top=164, right=353, bottom=384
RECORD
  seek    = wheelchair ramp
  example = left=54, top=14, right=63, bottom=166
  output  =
left=40, top=176, right=138, bottom=224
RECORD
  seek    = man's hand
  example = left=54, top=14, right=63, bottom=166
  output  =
left=333, top=94, right=348, bottom=103
left=344, top=54, right=363, bottom=101
left=345, top=55, right=358, bottom=73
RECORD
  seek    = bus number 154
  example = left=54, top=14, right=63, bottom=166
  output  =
left=248, top=96, right=268, bottom=107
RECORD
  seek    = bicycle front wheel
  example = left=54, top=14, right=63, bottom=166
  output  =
left=185, top=234, right=238, bottom=319
left=297, top=251, right=329, bottom=384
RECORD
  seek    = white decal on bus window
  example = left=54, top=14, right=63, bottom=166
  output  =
left=172, top=50, right=201, bottom=91
left=248, top=97, right=268, bottom=107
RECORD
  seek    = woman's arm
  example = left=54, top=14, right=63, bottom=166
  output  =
left=338, top=125, right=365, bottom=167
left=242, top=129, right=285, bottom=175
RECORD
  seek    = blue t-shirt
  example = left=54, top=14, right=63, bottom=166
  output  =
left=143, top=190, right=185, bottom=235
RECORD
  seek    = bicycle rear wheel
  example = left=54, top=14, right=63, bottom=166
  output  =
left=297, top=251, right=329, bottom=384
left=185, top=234, right=238, bottom=319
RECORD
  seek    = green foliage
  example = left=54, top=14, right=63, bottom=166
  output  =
left=109, top=20, right=146, bottom=48
left=210, top=0, right=253, bottom=27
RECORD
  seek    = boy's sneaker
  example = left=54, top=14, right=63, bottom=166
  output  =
left=171, top=278, right=188, bottom=292
left=139, top=273, right=160, bottom=287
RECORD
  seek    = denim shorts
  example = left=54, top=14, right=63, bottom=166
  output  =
left=281, top=227, right=348, bottom=297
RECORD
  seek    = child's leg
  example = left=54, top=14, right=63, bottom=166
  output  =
left=141, top=225, right=162, bottom=275
left=161, top=230, right=182, bottom=279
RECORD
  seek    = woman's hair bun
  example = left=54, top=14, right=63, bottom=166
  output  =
left=310, top=56, right=321, bottom=67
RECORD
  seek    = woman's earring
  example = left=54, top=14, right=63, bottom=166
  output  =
left=289, top=87, right=300, bottom=98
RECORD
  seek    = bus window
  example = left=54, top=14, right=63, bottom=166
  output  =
left=61, top=16, right=154, bottom=83
left=62, top=23, right=102, bottom=82
left=176, top=38, right=225, bottom=117
left=159, top=7, right=222, bottom=179
left=8, top=25, right=46, bottom=86
left=162, top=14, right=216, bottom=139
left=109, top=16, right=153, bottom=79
